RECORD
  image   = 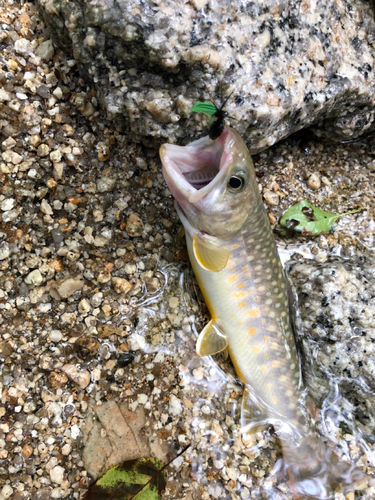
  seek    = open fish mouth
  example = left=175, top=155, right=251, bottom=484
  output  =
left=160, top=128, right=231, bottom=204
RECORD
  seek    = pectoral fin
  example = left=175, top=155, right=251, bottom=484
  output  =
left=196, top=320, right=228, bottom=356
left=193, top=234, right=229, bottom=272
left=241, top=391, right=269, bottom=445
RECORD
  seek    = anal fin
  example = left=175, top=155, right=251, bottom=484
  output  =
left=196, top=320, right=228, bottom=356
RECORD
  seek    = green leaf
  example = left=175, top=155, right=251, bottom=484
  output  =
left=279, top=200, right=361, bottom=235
left=191, top=102, right=217, bottom=116
left=84, top=458, right=167, bottom=500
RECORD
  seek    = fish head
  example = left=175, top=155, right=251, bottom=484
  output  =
left=160, top=127, right=261, bottom=238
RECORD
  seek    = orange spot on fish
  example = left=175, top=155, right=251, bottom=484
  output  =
left=253, top=346, right=261, bottom=354
left=230, top=313, right=236, bottom=318
left=238, top=301, right=246, bottom=308
left=234, top=292, right=246, bottom=298
left=249, top=309, right=260, bottom=317
left=237, top=282, right=245, bottom=289
left=242, top=266, right=250, bottom=272
left=264, top=353, right=270, bottom=359
left=271, top=360, right=279, bottom=368
left=264, top=336, right=269, bottom=342
left=231, top=244, right=239, bottom=249
left=248, top=328, right=257, bottom=336
left=255, top=296, right=261, bottom=302
left=228, top=276, right=237, bottom=283
left=259, top=365, right=267, bottom=372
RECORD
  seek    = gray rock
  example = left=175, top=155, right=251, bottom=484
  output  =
left=36, top=0, right=375, bottom=151
left=288, top=253, right=375, bottom=434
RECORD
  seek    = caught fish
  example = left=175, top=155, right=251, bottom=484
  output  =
left=160, top=127, right=360, bottom=499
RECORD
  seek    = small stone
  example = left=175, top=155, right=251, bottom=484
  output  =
left=263, top=190, right=280, bottom=206
left=48, top=371, right=68, bottom=390
left=126, top=213, right=144, bottom=237
left=62, top=364, right=91, bottom=389
left=49, top=258, right=64, bottom=272
left=97, top=176, right=116, bottom=192
left=0, top=485, right=13, bottom=499
left=169, top=394, right=182, bottom=415
left=112, top=277, right=133, bottom=294
left=35, top=39, right=55, bottom=61
left=1, top=198, right=15, bottom=211
left=61, top=444, right=71, bottom=456
left=1, top=137, right=16, bottom=150
left=50, top=277, right=84, bottom=299
left=91, top=292, right=103, bottom=307
left=50, top=150, right=62, bottom=162
left=14, top=38, right=33, bottom=56
left=53, top=162, right=64, bottom=180
left=78, top=298, right=91, bottom=314
left=169, top=297, right=179, bottom=309
left=53, top=87, right=63, bottom=99
left=30, top=134, right=41, bottom=147
left=307, top=172, right=321, bottom=190
left=0, top=89, right=11, bottom=102
left=97, top=270, right=111, bottom=283
left=37, top=144, right=50, bottom=157
left=137, top=394, right=148, bottom=404
left=50, top=330, right=63, bottom=342
left=2, top=150, right=22, bottom=164
left=21, top=444, right=33, bottom=459
left=50, top=465, right=64, bottom=484
left=0, top=242, right=10, bottom=261
left=25, top=270, right=43, bottom=286
left=40, top=199, right=53, bottom=215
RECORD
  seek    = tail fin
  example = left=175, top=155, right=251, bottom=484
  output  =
left=282, top=432, right=365, bottom=500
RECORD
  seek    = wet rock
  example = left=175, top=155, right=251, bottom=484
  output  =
left=37, top=0, right=375, bottom=149
left=288, top=254, right=375, bottom=433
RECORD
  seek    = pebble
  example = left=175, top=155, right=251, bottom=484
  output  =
left=0, top=485, right=13, bottom=499
left=51, top=277, right=84, bottom=299
left=50, top=465, right=65, bottom=484
left=1, top=199, right=15, bottom=211
left=307, top=172, right=321, bottom=190
left=62, top=364, right=91, bottom=389
left=263, top=190, right=280, bottom=206
left=24, top=270, right=43, bottom=286
left=169, top=297, right=179, bottom=308
left=21, top=444, right=33, bottom=459
left=126, top=213, right=144, bottom=237
left=61, top=444, right=72, bottom=456
left=112, top=277, right=133, bottom=294
left=91, top=292, right=103, bottom=307
left=78, top=299, right=91, bottom=314
left=50, top=330, right=63, bottom=342
left=35, top=40, right=55, bottom=61
left=2, top=150, right=22, bottom=164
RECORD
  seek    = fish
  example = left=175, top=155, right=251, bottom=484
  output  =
left=160, top=127, right=361, bottom=499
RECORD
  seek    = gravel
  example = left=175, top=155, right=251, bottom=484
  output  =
left=1, top=1, right=375, bottom=499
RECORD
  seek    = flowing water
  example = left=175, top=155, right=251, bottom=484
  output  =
left=117, top=237, right=375, bottom=499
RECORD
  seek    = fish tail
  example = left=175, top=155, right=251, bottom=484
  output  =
left=281, top=433, right=365, bottom=500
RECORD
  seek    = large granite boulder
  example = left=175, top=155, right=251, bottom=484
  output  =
left=37, top=0, right=375, bottom=151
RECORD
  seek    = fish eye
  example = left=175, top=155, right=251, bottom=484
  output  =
left=228, top=172, right=247, bottom=192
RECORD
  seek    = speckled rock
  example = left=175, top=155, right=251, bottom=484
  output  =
left=37, top=0, right=375, bottom=150
left=288, top=253, right=375, bottom=434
